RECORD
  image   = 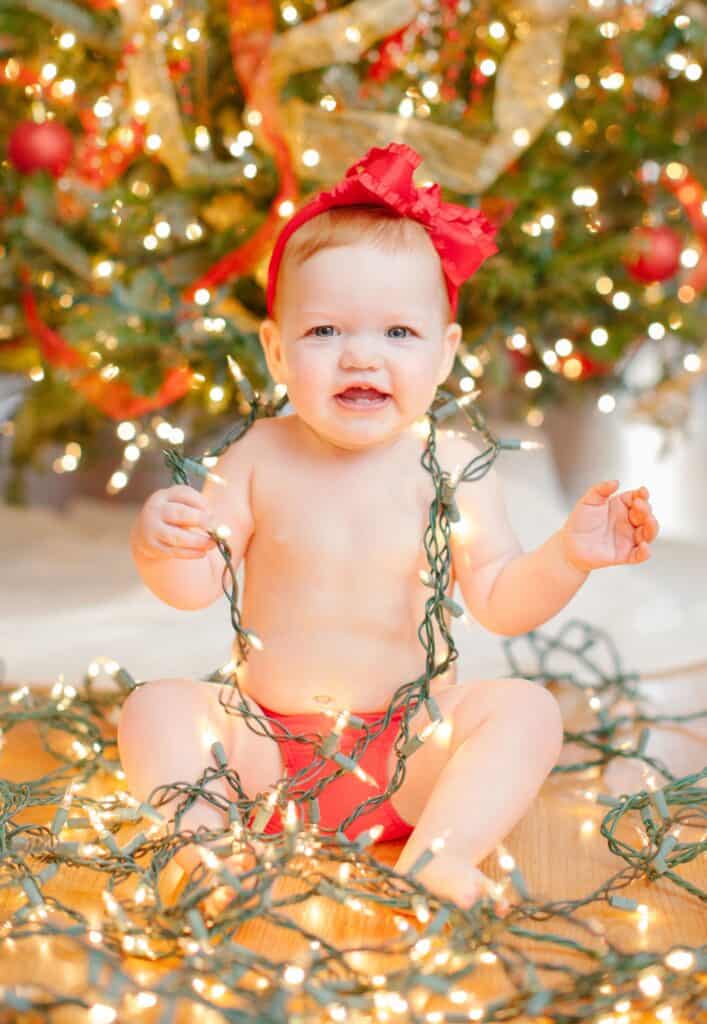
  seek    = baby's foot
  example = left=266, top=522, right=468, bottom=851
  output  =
left=403, top=849, right=510, bottom=915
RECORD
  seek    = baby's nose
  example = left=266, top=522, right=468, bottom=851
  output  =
left=340, top=334, right=384, bottom=366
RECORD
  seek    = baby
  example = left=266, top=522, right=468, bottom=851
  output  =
left=118, top=143, right=660, bottom=910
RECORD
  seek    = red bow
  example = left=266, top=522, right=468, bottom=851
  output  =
left=266, top=142, right=498, bottom=318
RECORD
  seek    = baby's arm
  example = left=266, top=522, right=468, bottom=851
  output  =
left=445, top=434, right=589, bottom=637
left=130, top=424, right=258, bottom=611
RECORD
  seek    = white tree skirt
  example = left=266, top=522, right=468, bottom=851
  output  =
left=2, top=421, right=705, bottom=688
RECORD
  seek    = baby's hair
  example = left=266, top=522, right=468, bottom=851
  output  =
left=271, top=205, right=452, bottom=326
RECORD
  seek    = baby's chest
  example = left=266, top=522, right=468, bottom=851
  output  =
left=252, top=463, right=445, bottom=589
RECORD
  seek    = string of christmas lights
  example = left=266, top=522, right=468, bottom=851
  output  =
left=0, top=380, right=705, bottom=1022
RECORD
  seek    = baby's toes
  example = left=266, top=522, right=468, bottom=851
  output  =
left=410, top=850, right=502, bottom=912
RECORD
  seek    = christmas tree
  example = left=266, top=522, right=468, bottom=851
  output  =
left=0, top=0, right=704, bottom=501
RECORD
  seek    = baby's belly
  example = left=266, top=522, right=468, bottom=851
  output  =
left=233, top=626, right=456, bottom=715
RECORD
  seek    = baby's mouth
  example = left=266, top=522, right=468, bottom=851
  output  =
left=335, top=387, right=391, bottom=409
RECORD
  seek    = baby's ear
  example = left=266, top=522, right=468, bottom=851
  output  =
left=447, top=321, right=462, bottom=348
left=259, top=318, right=284, bottom=383
left=437, top=322, right=462, bottom=384
left=259, top=317, right=276, bottom=348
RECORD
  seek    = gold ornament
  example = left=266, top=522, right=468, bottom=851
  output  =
left=201, top=193, right=257, bottom=232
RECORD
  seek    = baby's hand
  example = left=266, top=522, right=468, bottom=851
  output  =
left=560, top=480, right=660, bottom=573
left=134, top=484, right=217, bottom=561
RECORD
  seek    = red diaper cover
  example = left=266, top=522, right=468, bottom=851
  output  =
left=252, top=701, right=414, bottom=842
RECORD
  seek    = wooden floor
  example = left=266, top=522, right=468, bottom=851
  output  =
left=0, top=664, right=705, bottom=1023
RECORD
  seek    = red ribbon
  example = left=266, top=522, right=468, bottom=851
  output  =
left=181, top=0, right=300, bottom=304
left=266, top=141, right=499, bottom=318
left=19, top=267, right=193, bottom=420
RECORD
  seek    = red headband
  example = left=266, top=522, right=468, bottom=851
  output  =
left=265, top=142, right=499, bottom=319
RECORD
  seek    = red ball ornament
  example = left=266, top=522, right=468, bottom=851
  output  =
left=7, top=120, right=74, bottom=177
left=558, top=350, right=614, bottom=380
left=624, top=224, right=682, bottom=283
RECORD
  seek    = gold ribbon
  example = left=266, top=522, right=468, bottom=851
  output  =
left=269, top=0, right=573, bottom=192
left=119, top=0, right=573, bottom=193
left=119, top=0, right=244, bottom=187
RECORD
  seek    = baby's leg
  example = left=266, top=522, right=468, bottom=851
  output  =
left=392, top=677, right=564, bottom=909
left=117, top=679, right=284, bottom=879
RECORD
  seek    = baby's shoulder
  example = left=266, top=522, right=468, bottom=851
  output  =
left=433, top=427, right=505, bottom=507
left=433, top=427, right=488, bottom=474
left=220, top=414, right=279, bottom=461
left=201, top=417, right=275, bottom=497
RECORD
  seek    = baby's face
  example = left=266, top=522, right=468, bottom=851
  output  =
left=259, top=240, right=462, bottom=454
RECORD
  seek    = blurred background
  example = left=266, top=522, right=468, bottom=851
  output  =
left=0, top=0, right=705, bottom=686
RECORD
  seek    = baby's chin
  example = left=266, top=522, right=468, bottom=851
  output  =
left=297, top=407, right=421, bottom=456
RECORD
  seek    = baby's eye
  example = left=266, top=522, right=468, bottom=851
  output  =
left=305, top=325, right=416, bottom=338
left=307, top=325, right=337, bottom=337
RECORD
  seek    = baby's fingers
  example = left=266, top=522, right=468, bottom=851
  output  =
left=628, top=540, right=651, bottom=563
left=582, top=479, right=619, bottom=505
left=627, top=498, right=660, bottom=543
left=162, top=501, right=214, bottom=530
left=639, top=514, right=660, bottom=542
left=627, top=496, right=647, bottom=524
left=157, top=525, right=216, bottom=553
left=164, top=484, right=209, bottom=510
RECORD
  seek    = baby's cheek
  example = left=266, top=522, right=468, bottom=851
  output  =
left=403, top=367, right=441, bottom=411
left=292, top=356, right=326, bottom=392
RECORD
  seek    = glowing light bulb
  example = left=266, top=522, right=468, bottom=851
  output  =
left=498, top=845, right=515, bottom=871
left=247, top=631, right=264, bottom=651
left=664, top=949, right=694, bottom=970
left=638, top=973, right=662, bottom=997
left=418, top=717, right=442, bottom=741
left=353, top=764, right=379, bottom=788
left=134, top=992, right=157, bottom=1009
left=285, top=800, right=297, bottom=831
left=89, top=1005, right=116, bottom=1024
left=198, top=846, right=220, bottom=871
left=430, top=830, right=449, bottom=853
left=284, top=964, right=305, bottom=985
left=227, top=354, right=244, bottom=382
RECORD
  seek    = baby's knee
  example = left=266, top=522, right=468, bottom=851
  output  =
left=509, top=678, right=564, bottom=755
left=118, top=678, right=205, bottom=743
left=491, top=677, right=564, bottom=752
left=121, top=677, right=202, bottom=712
